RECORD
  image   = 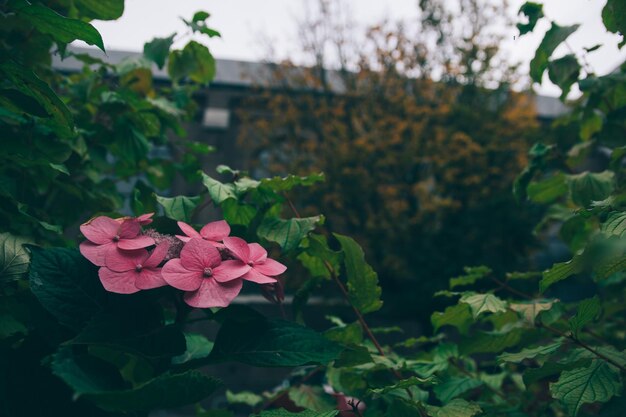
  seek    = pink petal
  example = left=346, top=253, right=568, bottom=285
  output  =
left=143, top=241, right=169, bottom=268
left=180, top=238, right=221, bottom=270
left=254, top=258, right=287, bottom=276
left=243, top=268, right=278, bottom=284
left=105, top=248, right=149, bottom=272
left=177, top=221, right=201, bottom=239
left=136, top=213, right=154, bottom=225
left=199, top=220, right=230, bottom=241
left=117, top=235, right=155, bottom=250
left=80, top=241, right=113, bottom=266
left=183, top=278, right=243, bottom=308
left=223, top=236, right=250, bottom=263
left=80, top=216, right=118, bottom=244
left=248, top=243, right=268, bottom=263
left=162, top=258, right=204, bottom=291
left=118, top=219, right=141, bottom=238
left=98, top=267, right=140, bottom=294
left=176, top=234, right=192, bottom=243
left=136, top=268, right=167, bottom=290
left=212, top=260, right=251, bottom=283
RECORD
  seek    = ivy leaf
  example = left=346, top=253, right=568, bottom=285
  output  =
left=527, top=173, right=569, bottom=204
left=74, top=0, right=124, bottom=21
left=334, top=233, right=383, bottom=314
left=540, top=255, right=584, bottom=293
left=221, top=199, right=257, bottom=226
left=431, top=303, right=473, bottom=335
left=550, top=360, right=623, bottom=416
left=143, top=34, right=175, bottom=69
left=517, top=2, right=544, bottom=35
left=14, top=2, right=105, bottom=51
left=602, top=212, right=626, bottom=237
left=569, top=171, right=615, bottom=207
left=208, top=318, right=342, bottom=367
left=548, top=55, right=581, bottom=100
left=460, top=293, right=507, bottom=318
left=201, top=173, right=236, bottom=204
left=530, top=23, right=579, bottom=83
left=289, top=385, right=335, bottom=412
left=433, top=376, right=483, bottom=403
left=498, top=340, right=563, bottom=363
left=569, top=296, right=601, bottom=337
left=449, top=266, right=491, bottom=288
left=258, top=216, right=323, bottom=252
left=253, top=410, right=338, bottom=417
left=0, top=233, right=32, bottom=283
left=155, top=194, right=201, bottom=223
left=28, top=247, right=106, bottom=331
left=425, top=398, right=482, bottom=417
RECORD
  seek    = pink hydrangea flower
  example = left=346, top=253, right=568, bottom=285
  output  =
left=98, top=242, right=169, bottom=294
left=176, top=220, right=230, bottom=247
left=80, top=216, right=155, bottom=266
left=161, top=238, right=250, bottom=308
left=223, top=237, right=287, bottom=284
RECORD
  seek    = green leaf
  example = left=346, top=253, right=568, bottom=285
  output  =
left=172, top=333, right=214, bottom=365
left=334, top=233, right=383, bottom=314
left=260, top=173, right=325, bottom=192
left=524, top=359, right=592, bottom=385
left=509, top=299, right=556, bottom=323
left=540, top=255, right=584, bottom=293
left=52, top=347, right=221, bottom=412
left=602, top=212, right=626, bottom=237
left=530, top=23, right=579, bottom=83
left=208, top=318, right=343, bottom=367
left=258, top=216, right=323, bottom=252
left=221, top=198, right=257, bottom=226
left=324, top=321, right=362, bottom=344
left=168, top=41, right=216, bottom=84
left=369, top=376, right=432, bottom=397
left=49, top=162, right=69, bottom=175
left=226, top=390, right=263, bottom=407
left=0, top=233, right=32, bottom=283
left=74, top=0, right=124, bottom=20
left=460, top=293, right=507, bottom=318
left=498, top=340, right=563, bottom=363
left=143, top=34, right=175, bottom=69
left=517, top=2, right=544, bottom=35
left=431, top=303, right=473, bottom=335
left=289, top=385, right=335, bottom=412
left=527, top=173, right=569, bottom=204
left=548, top=55, right=581, bottom=100
left=253, top=410, right=338, bottom=417
left=550, top=360, right=623, bottom=416
left=569, top=296, right=601, bottom=337
left=433, top=376, right=483, bottom=403
left=201, top=172, right=236, bottom=204
left=596, top=254, right=626, bottom=280
left=602, top=0, right=626, bottom=37
left=449, top=266, right=491, bottom=288
left=155, top=194, right=201, bottom=223
left=28, top=247, right=106, bottom=330
left=460, top=327, right=524, bottom=355
left=15, top=2, right=105, bottom=51
left=425, top=398, right=482, bottom=417
left=569, top=171, right=615, bottom=207
left=193, top=11, right=210, bottom=22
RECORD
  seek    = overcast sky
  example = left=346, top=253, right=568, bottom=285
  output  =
left=88, top=0, right=625, bottom=97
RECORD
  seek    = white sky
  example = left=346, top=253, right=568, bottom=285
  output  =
left=88, top=0, right=625, bottom=97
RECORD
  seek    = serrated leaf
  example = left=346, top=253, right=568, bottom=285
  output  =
left=540, top=255, right=584, bottom=292
left=433, top=376, right=483, bottom=402
left=155, top=194, right=201, bottom=222
left=550, top=360, right=622, bottom=416
left=527, top=173, right=569, bottom=203
left=258, top=216, right=323, bottom=252
left=289, top=385, right=335, bottom=412
left=226, top=390, right=263, bottom=407
left=498, top=340, right=563, bottom=363
left=324, top=321, right=362, bottom=345
left=143, top=34, right=175, bottom=69
left=602, top=212, right=626, bottom=237
left=596, top=254, right=626, bottom=280
left=334, top=234, right=383, bottom=314
left=208, top=318, right=342, bottom=367
left=369, top=376, right=432, bottom=397
left=431, top=303, right=473, bottom=335
left=449, top=266, right=491, bottom=288
left=569, top=296, right=601, bottom=337
left=0, top=233, right=32, bottom=283
left=425, top=398, right=482, bottom=417
left=460, top=293, right=507, bottom=318
left=201, top=173, right=236, bottom=204
left=530, top=23, right=579, bottom=83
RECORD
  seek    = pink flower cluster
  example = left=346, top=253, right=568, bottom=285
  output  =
left=79, top=215, right=287, bottom=308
